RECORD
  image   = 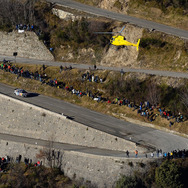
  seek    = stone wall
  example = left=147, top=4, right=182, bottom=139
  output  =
left=0, top=93, right=154, bottom=187
left=0, top=94, right=146, bottom=153
left=0, top=31, right=54, bottom=61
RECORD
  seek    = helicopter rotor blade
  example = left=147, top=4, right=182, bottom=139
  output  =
left=118, top=25, right=126, bottom=34
left=94, top=32, right=117, bottom=35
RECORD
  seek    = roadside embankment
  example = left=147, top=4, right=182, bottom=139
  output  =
left=0, top=94, right=147, bottom=153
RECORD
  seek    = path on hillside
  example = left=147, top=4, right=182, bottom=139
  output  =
left=0, top=83, right=188, bottom=154
left=1, top=55, right=188, bottom=79
left=0, top=132, right=163, bottom=159
left=0, top=132, right=127, bottom=158
left=47, top=0, right=188, bottom=39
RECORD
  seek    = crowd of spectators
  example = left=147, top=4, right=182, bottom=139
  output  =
left=0, top=156, right=11, bottom=172
left=0, top=60, right=185, bottom=125
left=0, top=154, right=42, bottom=172
left=15, top=24, right=53, bottom=52
left=16, top=24, right=34, bottom=32
left=125, top=148, right=188, bottom=159
left=163, top=149, right=188, bottom=159
left=81, top=71, right=103, bottom=83
left=147, top=149, right=188, bottom=159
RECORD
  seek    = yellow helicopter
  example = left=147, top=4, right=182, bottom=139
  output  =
left=95, top=26, right=140, bottom=51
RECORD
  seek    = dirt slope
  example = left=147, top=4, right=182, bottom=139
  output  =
left=100, top=25, right=143, bottom=68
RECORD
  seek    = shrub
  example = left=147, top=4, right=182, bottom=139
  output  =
left=128, top=161, right=133, bottom=167
left=116, top=175, right=145, bottom=188
left=155, top=160, right=184, bottom=188
left=140, top=38, right=167, bottom=49
left=114, top=0, right=122, bottom=10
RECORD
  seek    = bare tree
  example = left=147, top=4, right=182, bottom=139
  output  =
left=146, top=80, right=161, bottom=106
left=0, top=0, right=36, bottom=28
left=180, top=87, right=188, bottom=115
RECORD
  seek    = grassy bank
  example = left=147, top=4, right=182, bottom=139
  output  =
left=0, top=63, right=187, bottom=135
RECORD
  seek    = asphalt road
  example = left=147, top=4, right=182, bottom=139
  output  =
left=1, top=55, right=188, bottom=79
left=0, top=132, right=127, bottom=158
left=47, top=0, right=188, bottom=39
left=0, top=83, right=188, bottom=153
left=0, top=132, right=164, bottom=158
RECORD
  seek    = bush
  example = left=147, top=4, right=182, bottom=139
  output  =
left=140, top=38, right=167, bottom=49
left=135, top=0, right=188, bottom=13
left=116, top=175, right=145, bottom=188
left=114, top=0, right=123, bottom=10
left=155, top=160, right=184, bottom=188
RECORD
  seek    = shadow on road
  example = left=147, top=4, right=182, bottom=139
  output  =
left=28, top=93, right=40, bottom=97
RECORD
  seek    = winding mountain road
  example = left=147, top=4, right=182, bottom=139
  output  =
left=0, top=83, right=188, bottom=154
left=47, top=0, right=188, bottom=39
left=0, top=1, right=188, bottom=157
left=1, top=55, right=188, bottom=79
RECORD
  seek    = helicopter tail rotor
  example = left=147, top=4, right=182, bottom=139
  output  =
left=136, top=39, right=140, bottom=51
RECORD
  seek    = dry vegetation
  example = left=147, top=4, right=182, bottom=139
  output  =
left=128, top=0, right=188, bottom=30
left=0, top=0, right=187, bottom=72
left=0, top=63, right=187, bottom=135
left=0, top=163, right=74, bottom=188
left=75, top=0, right=188, bottom=30
left=139, top=29, right=188, bottom=72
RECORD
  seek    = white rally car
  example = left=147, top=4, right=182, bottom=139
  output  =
left=14, top=89, right=29, bottom=97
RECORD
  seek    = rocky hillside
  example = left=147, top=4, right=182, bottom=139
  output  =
left=51, top=7, right=187, bottom=72
left=99, top=0, right=130, bottom=14
left=0, top=0, right=187, bottom=72
left=100, top=25, right=143, bottom=68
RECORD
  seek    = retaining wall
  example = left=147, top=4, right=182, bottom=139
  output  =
left=0, top=31, right=54, bottom=61
left=0, top=94, right=146, bottom=153
left=0, top=93, right=152, bottom=187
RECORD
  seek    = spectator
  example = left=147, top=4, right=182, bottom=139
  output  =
left=135, top=150, right=138, bottom=158
left=126, top=150, right=129, bottom=158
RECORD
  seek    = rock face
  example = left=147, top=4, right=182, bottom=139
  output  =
left=0, top=31, right=54, bottom=61
left=52, top=8, right=83, bottom=21
left=51, top=7, right=143, bottom=67
left=99, top=0, right=130, bottom=13
left=100, top=25, right=143, bottom=68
